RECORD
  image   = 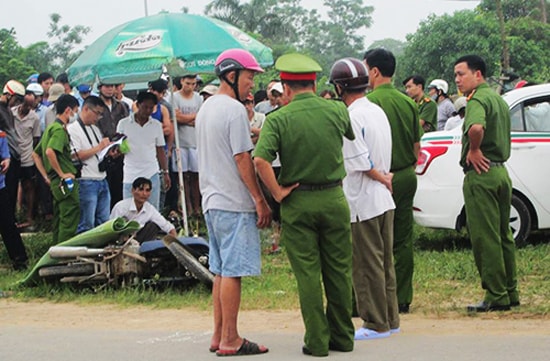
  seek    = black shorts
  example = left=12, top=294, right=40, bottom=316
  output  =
left=19, top=165, right=37, bottom=181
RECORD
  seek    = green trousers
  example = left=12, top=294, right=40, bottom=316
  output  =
left=281, top=186, right=354, bottom=356
left=463, top=166, right=518, bottom=305
left=392, top=166, right=417, bottom=305
left=50, top=178, right=80, bottom=244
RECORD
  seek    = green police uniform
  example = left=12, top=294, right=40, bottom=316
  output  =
left=419, top=96, right=438, bottom=133
left=461, top=82, right=518, bottom=306
left=254, top=53, right=355, bottom=356
left=35, top=119, right=80, bottom=244
left=367, top=83, right=421, bottom=308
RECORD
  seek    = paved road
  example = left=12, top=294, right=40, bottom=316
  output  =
left=1, top=325, right=548, bottom=361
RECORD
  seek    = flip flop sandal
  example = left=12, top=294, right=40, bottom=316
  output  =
left=216, top=338, right=268, bottom=357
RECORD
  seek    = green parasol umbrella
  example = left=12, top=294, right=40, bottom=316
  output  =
left=67, top=12, right=273, bottom=84
left=67, top=13, right=273, bottom=236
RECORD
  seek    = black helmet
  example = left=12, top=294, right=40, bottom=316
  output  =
left=329, top=57, right=369, bottom=90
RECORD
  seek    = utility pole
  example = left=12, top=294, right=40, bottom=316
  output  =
left=541, top=0, right=548, bottom=23
left=495, top=0, right=510, bottom=71
left=144, top=0, right=149, bottom=16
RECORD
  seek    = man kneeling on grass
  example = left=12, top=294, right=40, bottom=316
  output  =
left=110, top=177, right=176, bottom=243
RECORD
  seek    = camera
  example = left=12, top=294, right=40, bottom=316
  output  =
left=71, top=160, right=82, bottom=179
left=98, top=155, right=115, bottom=172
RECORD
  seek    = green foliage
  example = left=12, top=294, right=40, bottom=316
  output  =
left=368, top=38, right=407, bottom=57
left=205, top=0, right=373, bottom=79
left=299, top=0, right=372, bottom=72
left=396, top=11, right=502, bottom=94
left=396, top=3, right=550, bottom=93
left=22, top=41, right=50, bottom=74
left=480, top=0, right=548, bottom=22
left=507, top=17, right=550, bottom=82
left=0, top=13, right=90, bottom=85
left=0, top=28, right=31, bottom=85
left=205, top=0, right=309, bottom=46
left=46, top=13, right=90, bottom=76
left=2, top=227, right=550, bottom=315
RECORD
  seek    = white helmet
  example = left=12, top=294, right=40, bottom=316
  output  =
left=454, top=96, right=467, bottom=112
left=26, top=83, right=44, bottom=96
left=3, top=80, right=25, bottom=96
left=428, top=79, right=449, bottom=94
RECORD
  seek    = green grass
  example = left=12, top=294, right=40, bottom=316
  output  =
left=1, top=226, right=549, bottom=317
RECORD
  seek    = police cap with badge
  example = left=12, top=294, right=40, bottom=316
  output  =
left=275, top=53, right=322, bottom=81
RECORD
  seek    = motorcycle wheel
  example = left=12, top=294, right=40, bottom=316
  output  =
left=38, top=263, right=95, bottom=278
left=162, top=235, right=214, bottom=286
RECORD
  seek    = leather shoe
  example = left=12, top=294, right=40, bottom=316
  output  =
left=302, top=346, right=313, bottom=356
left=302, top=346, right=328, bottom=357
left=398, top=303, right=410, bottom=314
left=328, top=342, right=352, bottom=353
left=467, top=301, right=511, bottom=312
left=510, top=301, right=520, bottom=307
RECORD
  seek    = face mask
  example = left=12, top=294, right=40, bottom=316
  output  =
left=431, top=94, right=438, bottom=102
left=69, top=111, right=78, bottom=124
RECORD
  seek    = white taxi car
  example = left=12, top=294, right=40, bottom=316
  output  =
left=413, top=83, right=550, bottom=245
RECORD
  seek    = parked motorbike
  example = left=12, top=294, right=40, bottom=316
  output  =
left=20, top=218, right=213, bottom=289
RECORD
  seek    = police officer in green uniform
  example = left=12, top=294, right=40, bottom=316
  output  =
left=254, top=53, right=355, bottom=357
left=33, top=94, right=81, bottom=244
left=363, top=49, right=421, bottom=314
left=454, top=55, right=518, bottom=312
left=403, top=75, right=438, bottom=133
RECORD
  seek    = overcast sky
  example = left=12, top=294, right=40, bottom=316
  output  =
left=1, top=0, right=479, bottom=48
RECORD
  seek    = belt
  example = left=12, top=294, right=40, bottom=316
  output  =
left=295, top=180, right=342, bottom=191
left=463, top=161, right=504, bottom=173
left=78, top=177, right=106, bottom=181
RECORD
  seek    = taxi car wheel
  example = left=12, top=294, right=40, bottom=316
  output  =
left=510, top=194, right=531, bottom=247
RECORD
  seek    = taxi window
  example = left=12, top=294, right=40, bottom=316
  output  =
left=510, top=104, right=524, bottom=131
left=524, top=97, right=550, bottom=132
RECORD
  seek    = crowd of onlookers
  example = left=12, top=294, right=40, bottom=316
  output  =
left=0, top=67, right=493, bottom=270
left=0, top=68, right=335, bottom=271
left=2, top=48, right=520, bottom=359
left=0, top=72, right=216, bottom=270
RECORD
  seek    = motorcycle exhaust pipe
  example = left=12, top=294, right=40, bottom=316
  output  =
left=48, top=246, right=105, bottom=259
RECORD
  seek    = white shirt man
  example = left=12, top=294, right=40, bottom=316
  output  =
left=116, top=92, right=169, bottom=211
left=67, top=96, right=112, bottom=233
left=110, top=177, right=176, bottom=238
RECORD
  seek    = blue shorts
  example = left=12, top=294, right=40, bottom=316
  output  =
left=205, top=209, right=262, bottom=277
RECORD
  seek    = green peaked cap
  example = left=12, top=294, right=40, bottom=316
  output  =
left=275, top=53, right=322, bottom=73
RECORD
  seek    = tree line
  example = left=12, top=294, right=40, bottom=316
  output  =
left=0, top=0, right=548, bottom=92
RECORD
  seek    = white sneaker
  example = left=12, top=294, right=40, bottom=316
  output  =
left=354, top=327, right=391, bottom=340
left=390, top=327, right=401, bottom=334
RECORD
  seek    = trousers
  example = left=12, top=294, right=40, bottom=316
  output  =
left=281, top=186, right=354, bottom=356
left=463, top=166, right=518, bottom=305
left=50, top=178, right=80, bottom=244
left=351, top=210, right=399, bottom=332
left=0, top=187, right=28, bottom=268
left=392, top=166, right=417, bottom=305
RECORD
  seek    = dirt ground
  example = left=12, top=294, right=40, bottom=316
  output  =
left=1, top=299, right=549, bottom=335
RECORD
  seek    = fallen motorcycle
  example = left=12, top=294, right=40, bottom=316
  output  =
left=20, top=218, right=213, bottom=289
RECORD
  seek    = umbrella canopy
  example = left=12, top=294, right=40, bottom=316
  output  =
left=67, top=13, right=273, bottom=85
